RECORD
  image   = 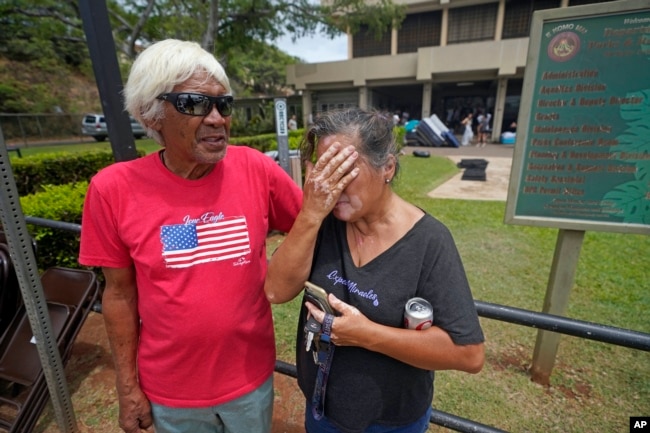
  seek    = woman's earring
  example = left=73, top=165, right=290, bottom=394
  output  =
left=385, top=178, right=391, bottom=184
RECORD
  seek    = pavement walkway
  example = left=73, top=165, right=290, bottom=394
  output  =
left=403, top=143, right=515, bottom=201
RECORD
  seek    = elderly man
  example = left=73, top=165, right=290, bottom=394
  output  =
left=79, top=39, right=302, bottom=433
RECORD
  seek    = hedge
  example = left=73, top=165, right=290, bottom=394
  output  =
left=231, top=128, right=304, bottom=152
left=20, top=181, right=88, bottom=270
left=11, top=149, right=143, bottom=196
left=12, top=149, right=138, bottom=271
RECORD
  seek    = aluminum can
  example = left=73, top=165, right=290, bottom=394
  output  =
left=403, top=297, right=433, bottom=330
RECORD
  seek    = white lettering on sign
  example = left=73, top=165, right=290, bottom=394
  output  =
left=275, top=100, right=288, bottom=137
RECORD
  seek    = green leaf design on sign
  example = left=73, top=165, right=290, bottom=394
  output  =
left=604, top=89, right=650, bottom=223
left=602, top=181, right=650, bottom=224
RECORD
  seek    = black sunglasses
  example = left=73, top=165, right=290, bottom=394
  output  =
left=157, top=92, right=234, bottom=117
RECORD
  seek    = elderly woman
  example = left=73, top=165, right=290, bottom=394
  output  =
left=265, top=108, right=485, bottom=433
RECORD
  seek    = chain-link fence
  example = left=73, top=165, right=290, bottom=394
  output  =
left=0, top=114, right=90, bottom=147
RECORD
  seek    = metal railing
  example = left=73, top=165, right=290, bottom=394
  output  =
left=476, top=301, right=650, bottom=351
left=16, top=218, right=650, bottom=432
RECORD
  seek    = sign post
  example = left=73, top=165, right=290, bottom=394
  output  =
left=274, top=98, right=290, bottom=175
left=79, top=0, right=138, bottom=162
left=530, top=229, right=584, bottom=385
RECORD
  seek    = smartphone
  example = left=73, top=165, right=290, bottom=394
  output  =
left=303, top=281, right=334, bottom=314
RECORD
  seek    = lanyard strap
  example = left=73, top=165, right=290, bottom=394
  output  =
left=311, top=313, right=335, bottom=421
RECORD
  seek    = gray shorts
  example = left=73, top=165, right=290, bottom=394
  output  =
left=150, top=375, right=273, bottom=433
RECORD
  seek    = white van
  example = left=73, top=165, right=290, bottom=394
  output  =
left=81, top=113, right=146, bottom=142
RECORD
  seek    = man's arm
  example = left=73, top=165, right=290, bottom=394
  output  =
left=102, top=266, right=152, bottom=433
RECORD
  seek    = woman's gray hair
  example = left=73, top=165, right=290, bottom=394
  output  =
left=300, top=107, right=400, bottom=179
left=123, top=39, right=231, bottom=145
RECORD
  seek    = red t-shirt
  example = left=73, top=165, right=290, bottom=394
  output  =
left=79, top=146, right=302, bottom=407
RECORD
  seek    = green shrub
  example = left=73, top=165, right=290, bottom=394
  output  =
left=20, top=182, right=88, bottom=270
left=394, top=126, right=406, bottom=151
left=11, top=149, right=144, bottom=195
left=0, top=79, right=32, bottom=113
left=14, top=150, right=140, bottom=270
left=231, top=129, right=304, bottom=152
left=230, top=100, right=276, bottom=136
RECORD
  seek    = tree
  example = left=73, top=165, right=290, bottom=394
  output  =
left=2, top=0, right=405, bottom=64
left=108, top=0, right=405, bottom=61
left=107, top=0, right=404, bottom=91
left=227, top=40, right=301, bottom=96
left=0, top=0, right=87, bottom=65
left=0, top=1, right=91, bottom=113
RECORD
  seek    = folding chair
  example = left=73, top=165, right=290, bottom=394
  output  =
left=0, top=266, right=98, bottom=432
left=0, top=302, right=70, bottom=431
left=0, top=303, right=70, bottom=387
left=40, top=267, right=99, bottom=362
left=0, top=244, right=22, bottom=339
left=0, top=230, right=37, bottom=338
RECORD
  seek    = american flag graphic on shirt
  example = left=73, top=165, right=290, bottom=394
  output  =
left=160, top=216, right=251, bottom=268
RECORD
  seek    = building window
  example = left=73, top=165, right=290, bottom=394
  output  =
left=397, top=11, right=442, bottom=53
left=503, top=0, right=561, bottom=39
left=352, top=24, right=391, bottom=58
left=448, top=4, right=499, bottom=44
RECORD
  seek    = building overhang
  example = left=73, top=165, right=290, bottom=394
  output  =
left=416, top=38, right=529, bottom=80
left=287, top=37, right=529, bottom=91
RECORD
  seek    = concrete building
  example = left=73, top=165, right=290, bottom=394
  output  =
left=287, top=0, right=612, bottom=140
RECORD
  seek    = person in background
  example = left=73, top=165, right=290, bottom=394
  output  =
left=288, top=114, right=298, bottom=130
left=265, top=108, right=485, bottom=433
left=461, top=112, right=474, bottom=146
left=476, top=109, right=492, bottom=147
left=79, top=39, right=302, bottom=433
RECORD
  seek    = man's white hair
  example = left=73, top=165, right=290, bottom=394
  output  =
left=123, top=39, right=232, bottom=145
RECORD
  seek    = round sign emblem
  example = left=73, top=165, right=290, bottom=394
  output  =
left=547, top=32, right=580, bottom=62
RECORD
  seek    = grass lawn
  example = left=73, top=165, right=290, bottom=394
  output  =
left=8, top=138, right=161, bottom=158
left=19, top=141, right=649, bottom=432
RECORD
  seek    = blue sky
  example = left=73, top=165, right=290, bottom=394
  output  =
left=272, top=33, right=348, bottom=63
